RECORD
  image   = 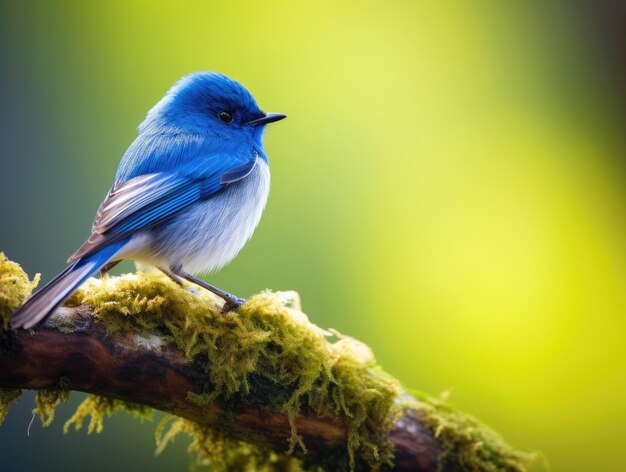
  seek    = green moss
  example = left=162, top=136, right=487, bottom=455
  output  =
left=411, top=392, right=534, bottom=472
left=0, top=254, right=532, bottom=471
left=64, top=395, right=153, bottom=434
left=0, top=252, right=39, bottom=329
left=0, top=254, right=32, bottom=424
left=155, top=414, right=317, bottom=472
left=34, top=388, right=70, bottom=427
left=0, top=388, right=22, bottom=425
left=66, top=272, right=405, bottom=470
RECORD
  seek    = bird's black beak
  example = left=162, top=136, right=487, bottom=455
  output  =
left=246, top=112, right=287, bottom=126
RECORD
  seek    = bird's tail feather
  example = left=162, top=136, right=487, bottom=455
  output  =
left=10, top=241, right=127, bottom=329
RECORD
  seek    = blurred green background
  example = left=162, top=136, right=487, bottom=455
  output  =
left=1, top=1, right=625, bottom=471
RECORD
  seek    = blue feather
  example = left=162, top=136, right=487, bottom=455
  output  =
left=10, top=239, right=129, bottom=329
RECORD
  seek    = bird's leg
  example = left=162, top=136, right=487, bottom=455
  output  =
left=100, top=260, right=121, bottom=278
left=158, top=267, right=184, bottom=286
left=169, top=267, right=246, bottom=314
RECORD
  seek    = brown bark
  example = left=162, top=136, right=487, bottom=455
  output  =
left=0, top=306, right=439, bottom=471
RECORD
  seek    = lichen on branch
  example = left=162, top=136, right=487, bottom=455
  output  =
left=0, top=252, right=39, bottom=329
left=0, top=388, right=21, bottom=424
left=66, top=271, right=404, bottom=469
left=0, top=252, right=533, bottom=471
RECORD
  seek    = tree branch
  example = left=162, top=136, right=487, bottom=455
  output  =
left=0, top=306, right=439, bottom=471
left=0, top=254, right=532, bottom=471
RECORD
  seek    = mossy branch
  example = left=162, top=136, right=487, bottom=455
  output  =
left=0, top=253, right=533, bottom=471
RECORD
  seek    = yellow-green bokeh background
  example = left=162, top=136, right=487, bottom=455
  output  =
left=1, top=1, right=625, bottom=471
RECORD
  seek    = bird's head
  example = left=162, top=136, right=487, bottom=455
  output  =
left=139, top=72, right=286, bottom=142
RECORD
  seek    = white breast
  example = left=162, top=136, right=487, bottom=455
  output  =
left=129, top=158, right=270, bottom=274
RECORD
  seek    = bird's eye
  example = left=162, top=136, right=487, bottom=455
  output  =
left=218, top=110, right=234, bottom=124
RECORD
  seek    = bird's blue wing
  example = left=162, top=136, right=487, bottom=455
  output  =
left=68, top=155, right=257, bottom=263
left=220, top=161, right=258, bottom=184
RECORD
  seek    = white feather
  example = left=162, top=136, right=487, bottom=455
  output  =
left=116, top=157, right=270, bottom=274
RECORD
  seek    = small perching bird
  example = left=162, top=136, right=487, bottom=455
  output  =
left=11, top=72, right=286, bottom=329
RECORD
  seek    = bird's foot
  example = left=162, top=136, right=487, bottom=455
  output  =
left=158, top=267, right=184, bottom=286
left=221, top=296, right=246, bottom=314
left=165, top=267, right=245, bottom=314
left=100, top=260, right=121, bottom=279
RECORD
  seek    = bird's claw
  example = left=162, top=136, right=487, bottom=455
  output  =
left=221, top=297, right=246, bottom=314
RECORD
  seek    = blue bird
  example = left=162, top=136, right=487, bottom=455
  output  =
left=11, top=72, right=286, bottom=329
